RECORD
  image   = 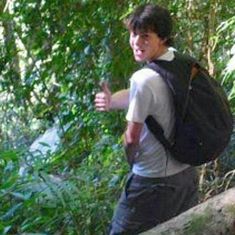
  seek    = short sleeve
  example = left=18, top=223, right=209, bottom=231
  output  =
left=126, top=70, right=155, bottom=123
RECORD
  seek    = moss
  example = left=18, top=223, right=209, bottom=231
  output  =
left=183, top=208, right=212, bottom=235
left=224, top=204, right=235, bottom=216
left=183, top=204, right=235, bottom=235
left=146, top=204, right=235, bottom=235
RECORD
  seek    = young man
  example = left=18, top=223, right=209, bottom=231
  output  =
left=95, top=4, right=198, bottom=235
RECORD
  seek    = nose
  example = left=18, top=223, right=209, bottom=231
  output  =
left=131, top=34, right=144, bottom=48
left=133, top=35, right=142, bottom=46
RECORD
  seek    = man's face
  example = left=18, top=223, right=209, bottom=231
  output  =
left=129, top=30, right=167, bottom=62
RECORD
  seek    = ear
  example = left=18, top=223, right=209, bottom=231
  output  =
left=160, top=37, right=168, bottom=45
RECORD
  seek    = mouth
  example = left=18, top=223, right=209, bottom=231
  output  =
left=134, top=49, right=145, bottom=55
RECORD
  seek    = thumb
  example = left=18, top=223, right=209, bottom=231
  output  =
left=100, top=81, right=110, bottom=94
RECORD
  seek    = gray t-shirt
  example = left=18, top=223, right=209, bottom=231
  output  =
left=126, top=49, right=189, bottom=178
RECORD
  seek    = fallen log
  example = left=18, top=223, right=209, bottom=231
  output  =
left=141, top=186, right=235, bottom=235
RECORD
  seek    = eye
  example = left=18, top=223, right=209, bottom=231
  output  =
left=141, top=33, right=149, bottom=39
left=130, top=31, right=137, bottom=38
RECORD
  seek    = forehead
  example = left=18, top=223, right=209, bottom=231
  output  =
left=130, top=25, right=154, bottom=35
left=126, top=17, right=155, bottom=34
left=129, top=28, right=154, bottom=35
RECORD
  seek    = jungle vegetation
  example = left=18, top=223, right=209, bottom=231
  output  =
left=0, top=0, right=234, bottom=234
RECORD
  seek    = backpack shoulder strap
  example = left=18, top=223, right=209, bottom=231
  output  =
left=145, top=115, right=173, bottom=150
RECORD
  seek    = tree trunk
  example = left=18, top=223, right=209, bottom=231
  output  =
left=1, top=3, right=21, bottom=78
left=141, top=187, right=235, bottom=235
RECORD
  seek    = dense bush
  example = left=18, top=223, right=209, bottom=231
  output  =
left=0, top=0, right=234, bottom=234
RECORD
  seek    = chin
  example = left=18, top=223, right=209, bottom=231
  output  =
left=134, top=56, right=145, bottom=62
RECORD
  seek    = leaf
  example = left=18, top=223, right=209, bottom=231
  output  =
left=0, top=151, right=18, bottom=162
left=0, top=203, right=23, bottom=221
left=3, top=226, right=12, bottom=235
left=9, top=192, right=32, bottom=201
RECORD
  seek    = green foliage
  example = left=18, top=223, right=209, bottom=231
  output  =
left=0, top=135, right=128, bottom=234
left=0, top=0, right=234, bottom=234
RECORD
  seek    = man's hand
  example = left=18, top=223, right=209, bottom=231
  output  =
left=95, top=81, right=112, bottom=111
left=124, top=140, right=139, bottom=167
left=124, top=121, right=143, bottom=167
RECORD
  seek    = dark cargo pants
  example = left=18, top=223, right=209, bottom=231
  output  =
left=109, top=167, right=198, bottom=235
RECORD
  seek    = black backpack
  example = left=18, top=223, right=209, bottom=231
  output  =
left=145, top=52, right=233, bottom=166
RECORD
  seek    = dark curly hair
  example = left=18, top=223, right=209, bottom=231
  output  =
left=124, top=4, right=173, bottom=46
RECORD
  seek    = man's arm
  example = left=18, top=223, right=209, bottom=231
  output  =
left=95, top=82, right=129, bottom=111
left=111, top=89, right=129, bottom=109
left=124, top=121, right=143, bottom=166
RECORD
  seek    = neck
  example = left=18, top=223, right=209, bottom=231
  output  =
left=147, top=46, right=169, bottom=62
left=158, top=46, right=168, bottom=58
